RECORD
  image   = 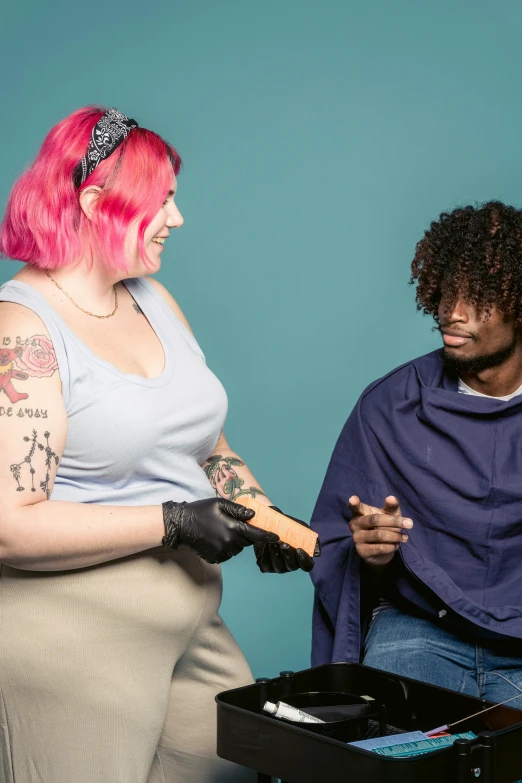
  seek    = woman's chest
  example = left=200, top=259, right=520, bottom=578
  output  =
left=62, top=355, right=229, bottom=482
left=66, top=305, right=166, bottom=378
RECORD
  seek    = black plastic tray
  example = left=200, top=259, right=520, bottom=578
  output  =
left=216, top=663, right=522, bottom=782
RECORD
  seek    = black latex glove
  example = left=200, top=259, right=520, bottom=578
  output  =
left=254, top=506, right=321, bottom=574
left=162, top=498, right=280, bottom=565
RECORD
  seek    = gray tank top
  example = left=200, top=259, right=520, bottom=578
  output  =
left=0, top=278, right=226, bottom=506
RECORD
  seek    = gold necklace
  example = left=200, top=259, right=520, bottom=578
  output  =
left=45, top=271, right=118, bottom=319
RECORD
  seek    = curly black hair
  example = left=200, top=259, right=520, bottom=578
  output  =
left=410, top=201, right=522, bottom=325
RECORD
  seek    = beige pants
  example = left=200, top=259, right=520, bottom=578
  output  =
left=0, top=550, right=256, bottom=783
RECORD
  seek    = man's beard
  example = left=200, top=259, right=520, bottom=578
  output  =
left=442, top=337, right=518, bottom=376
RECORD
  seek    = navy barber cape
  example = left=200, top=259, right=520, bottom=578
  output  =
left=310, top=349, right=522, bottom=665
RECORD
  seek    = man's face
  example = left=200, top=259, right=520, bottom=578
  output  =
left=438, top=297, right=519, bottom=374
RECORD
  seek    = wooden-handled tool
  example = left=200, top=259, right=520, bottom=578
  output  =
left=235, top=496, right=318, bottom=557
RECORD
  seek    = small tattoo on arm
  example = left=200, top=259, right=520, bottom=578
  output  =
left=203, top=454, right=267, bottom=501
left=10, top=429, right=59, bottom=499
left=132, top=303, right=144, bottom=315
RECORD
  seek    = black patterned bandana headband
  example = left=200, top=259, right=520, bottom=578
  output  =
left=73, top=108, right=138, bottom=188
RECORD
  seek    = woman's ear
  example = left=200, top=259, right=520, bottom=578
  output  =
left=79, top=186, right=102, bottom=221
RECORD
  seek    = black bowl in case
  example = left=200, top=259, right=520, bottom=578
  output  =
left=282, top=691, right=379, bottom=742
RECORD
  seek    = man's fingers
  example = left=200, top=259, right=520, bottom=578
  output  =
left=348, top=496, right=361, bottom=516
left=383, top=495, right=402, bottom=516
left=353, top=527, right=408, bottom=546
left=348, top=496, right=374, bottom=517
left=351, top=513, right=413, bottom=531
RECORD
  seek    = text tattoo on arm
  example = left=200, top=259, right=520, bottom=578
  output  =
left=204, top=455, right=267, bottom=502
left=0, top=335, right=58, bottom=404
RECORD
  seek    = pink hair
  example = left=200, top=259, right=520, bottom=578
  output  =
left=0, top=106, right=181, bottom=271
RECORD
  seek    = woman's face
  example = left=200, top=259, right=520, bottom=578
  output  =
left=127, top=174, right=184, bottom=276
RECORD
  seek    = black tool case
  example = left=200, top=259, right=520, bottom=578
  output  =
left=216, top=663, right=522, bottom=782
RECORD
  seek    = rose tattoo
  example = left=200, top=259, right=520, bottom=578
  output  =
left=0, top=335, right=58, bottom=404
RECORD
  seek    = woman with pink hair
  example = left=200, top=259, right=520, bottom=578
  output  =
left=0, top=106, right=317, bottom=782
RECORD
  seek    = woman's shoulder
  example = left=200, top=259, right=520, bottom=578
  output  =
left=0, top=292, right=52, bottom=339
left=139, top=276, right=193, bottom=334
left=0, top=272, right=56, bottom=336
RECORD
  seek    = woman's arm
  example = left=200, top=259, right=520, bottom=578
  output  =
left=2, top=501, right=164, bottom=571
left=202, top=431, right=274, bottom=507
left=0, top=303, right=165, bottom=571
left=202, top=432, right=318, bottom=573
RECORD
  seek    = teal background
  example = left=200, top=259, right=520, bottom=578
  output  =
left=2, top=0, right=522, bottom=678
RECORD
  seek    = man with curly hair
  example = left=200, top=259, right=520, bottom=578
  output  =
left=311, top=201, right=522, bottom=705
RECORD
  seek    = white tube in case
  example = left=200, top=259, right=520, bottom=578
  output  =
left=263, top=700, right=325, bottom=724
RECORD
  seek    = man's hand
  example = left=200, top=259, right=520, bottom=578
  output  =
left=348, top=495, right=413, bottom=568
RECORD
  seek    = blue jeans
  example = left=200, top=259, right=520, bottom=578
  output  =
left=363, top=607, right=522, bottom=702
left=363, top=607, right=522, bottom=781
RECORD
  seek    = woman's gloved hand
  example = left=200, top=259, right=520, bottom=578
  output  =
left=254, top=507, right=321, bottom=573
left=162, top=497, right=279, bottom=565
